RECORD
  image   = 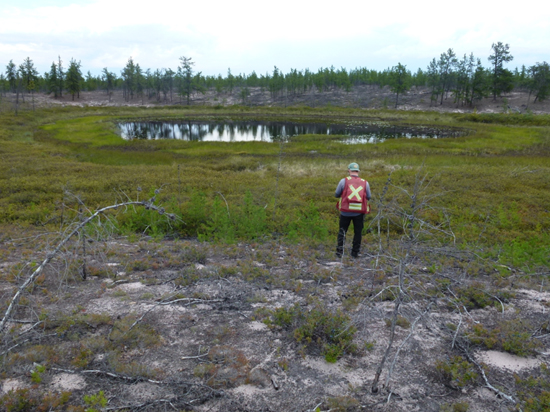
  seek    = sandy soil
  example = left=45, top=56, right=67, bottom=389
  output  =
left=5, top=85, right=550, bottom=114
left=1, top=234, right=549, bottom=411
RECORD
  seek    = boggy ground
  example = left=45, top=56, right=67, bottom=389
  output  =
left=10, top=85, right=550, bottom=115
left=1, top=230, right=549, bottom=412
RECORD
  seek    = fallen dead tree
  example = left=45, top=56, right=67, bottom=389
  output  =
left=0, top=193, right=177, bottom=335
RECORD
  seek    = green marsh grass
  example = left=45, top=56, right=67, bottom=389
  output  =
left=1, top=106, right=549, bottom=271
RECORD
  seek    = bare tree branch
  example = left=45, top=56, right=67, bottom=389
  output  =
left=0, top=197, right=177, bottom=335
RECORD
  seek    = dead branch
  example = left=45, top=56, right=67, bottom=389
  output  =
left=385, top=301, right=434, bottom=387
left=158, top=298, right=224, bottom=306
left=215, top=191, right=230, bottom=218
left=0, top=197, right=177, bottom=335
left=361, top=285, right=399, bottom=305
left=447, top=287, right=480, bottom=324
left=105, top=399, right=182, bottom=411
left=483, top=290, right=505, bottom=314
left=181, top=353, right=210, bottom=360
left=454, top=340, right=517, bottom=405
left=371, top=291, right=402, bottom=393
left=0, top=332, right=57, bottom=357
left=50, top=366, right=163, bottom=384
left=50, top=366, right=224, bottom=408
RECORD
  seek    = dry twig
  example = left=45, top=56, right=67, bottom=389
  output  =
left=0, top=197, right=176, bottom=334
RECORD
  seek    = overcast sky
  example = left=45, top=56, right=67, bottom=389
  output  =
left=1, top=0, right=549, bottom=77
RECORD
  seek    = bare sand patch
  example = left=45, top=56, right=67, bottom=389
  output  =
left=1, top=379, right=26, bottom=394
left=114, top=281, right=146, bottom=291
left=477, top=350, right=541, bottom=372
left=50, top=373, right=87, bottom=391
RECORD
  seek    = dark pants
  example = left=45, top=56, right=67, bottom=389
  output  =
left=336, top=214, right=364, bottom=257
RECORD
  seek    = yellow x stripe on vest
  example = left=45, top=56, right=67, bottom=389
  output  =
left=347, top=184, right=363, bottom=201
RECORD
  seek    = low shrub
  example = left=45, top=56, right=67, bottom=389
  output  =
left=193, top=346, right=249, bottom=389
left=467, top=319, right=541, bottom=356
left=435, top=356, right=478, bottom=389
left=453, top=283, right=514, bottom=310
left=0, top=389, right=71, bottom=412
left=440, top=402, right=469, bottom=412
left=515, top=364, right=550, bottom=412
left=264, top=303, right=357, bottom=363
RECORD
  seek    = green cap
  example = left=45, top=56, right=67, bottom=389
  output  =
left=348, top=162, right=360, bottom=171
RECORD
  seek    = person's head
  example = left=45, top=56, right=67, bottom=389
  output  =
left=348, top=162, right=360, bottom=176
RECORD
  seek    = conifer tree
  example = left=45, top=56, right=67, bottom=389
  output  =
left=47, top=62, right=59, bottom=97
left=488, top=42, right=514, bottom=100
left=388, top=63, right=411, bottom=108
left=66, top=59, right=83, bottom=100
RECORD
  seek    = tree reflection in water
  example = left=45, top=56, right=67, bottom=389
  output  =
left=117, top=121, right=465, bottom=143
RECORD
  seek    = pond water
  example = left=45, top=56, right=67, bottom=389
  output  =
left=117, top=120, right=465, bottom=143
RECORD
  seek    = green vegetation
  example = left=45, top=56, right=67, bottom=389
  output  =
left=0, top=105, right=548, bottom=274
left=83, top=390, right=108, bottom=412
left=0, top=389, right=71, bottom=412
left=515, top=364, right=550, bottom=412
left=263, top=302, right=357, bottom=362
left=467, top=319, right=542, bottom=356
left=440, top=402, right=470, bottom=412
left=435, top=356, right=479, bottom=388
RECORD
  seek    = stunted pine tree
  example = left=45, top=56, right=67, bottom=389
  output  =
left=47, top=62, right=59, bottom=97
left=162, top=68, right=174, bottom=102
left=101, top=68, right=116, bottom=98
left=269, top=66, right=284, bottom=98
left=57, top=56, right=65, bottom=97
left=488, top=42, right=514, bottom=100
left=135, top=64, right=145, bottom=103
left=437, top=49, right=457, bottom=105
left=452, top=53, right=477, bottom=107
left=121, top=57, right=138, bottom=101
left=0, top=74, right=6, bottom=97
left=226, top=68, right=235, bottom=95
left=388, top=63, right=411, bottom=108
left=6, top=60, right=18, bottom=93
left=177, top=56, right=194, bottom=105
left=527, top=62, right=550, bottom=104
left=66, top=59, right=83, bottom=100
left=18, top=57, right=39, bottom=109
left=84, top=71, right=97, bottom=91
left=470, top=59, right=489, bottom=105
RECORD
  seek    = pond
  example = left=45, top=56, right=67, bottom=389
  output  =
left=117, top=120, right=466, bottom=143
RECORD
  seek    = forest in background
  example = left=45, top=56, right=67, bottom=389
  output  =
left=2, top=42, right=550, bottom=109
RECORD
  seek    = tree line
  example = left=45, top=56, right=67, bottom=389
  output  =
left=1, top=42, right=549, bottom=108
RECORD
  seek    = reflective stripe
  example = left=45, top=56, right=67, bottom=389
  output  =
left=348, top=202, right=363, bottom=210
left=347, top=184, right=363, bottom=201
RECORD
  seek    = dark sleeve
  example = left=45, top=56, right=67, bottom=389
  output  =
left=365, top=181, right=372, bottom=201
left=335, top=178, right=345, bottom=198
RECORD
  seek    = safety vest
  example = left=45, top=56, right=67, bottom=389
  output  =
left=337, top=176, right=370, bottom=214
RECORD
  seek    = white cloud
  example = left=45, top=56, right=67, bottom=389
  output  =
left=0, top=0, right=548, bottom=76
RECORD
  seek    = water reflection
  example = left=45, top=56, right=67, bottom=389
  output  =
left=117, top=121, right=464, bottom=143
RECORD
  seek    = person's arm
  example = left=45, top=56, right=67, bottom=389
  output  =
left=335, top=178, right=345, bottom=198
left=365, top=181, right=372, bottom=201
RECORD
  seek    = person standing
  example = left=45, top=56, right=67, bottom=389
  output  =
left=335, top=162, right=371, bottom=258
